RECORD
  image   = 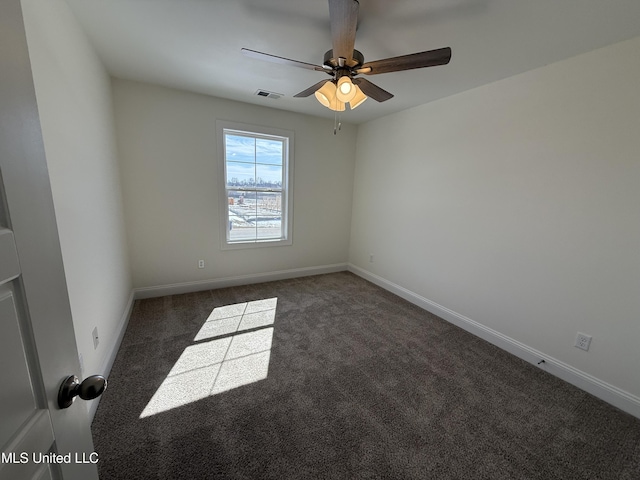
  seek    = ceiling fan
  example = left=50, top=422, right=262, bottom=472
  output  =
left=241, top=0, right=451, bottom=112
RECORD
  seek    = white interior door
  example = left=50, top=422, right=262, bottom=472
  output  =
left=0, top=1, right=98, bottom=479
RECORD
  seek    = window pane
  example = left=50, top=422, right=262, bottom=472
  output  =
left=225, top=134, right=255, bottom=163
left=256, top=138, right=283, bottom=165
left=228, top=191, right=257, bottom=242
left=255, top=163, right=282, bottom=188
left=256, top=192, right=282, bottom=240
left=226, top=161, right=255, bottom=187
left=258, top=192, right=282, bottom=216
left=257, top=217, right=282, bottom=240
left=219, top=123, right=292, bottom=248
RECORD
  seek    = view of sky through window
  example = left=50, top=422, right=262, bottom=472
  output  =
left=225, top=134, right=283, bottom=187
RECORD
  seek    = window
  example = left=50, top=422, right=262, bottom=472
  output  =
left=217, top=121, right=294, bottom=249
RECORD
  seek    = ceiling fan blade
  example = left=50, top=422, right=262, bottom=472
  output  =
left=328, top=0, right=359, bottom=64
left=294, top=79, right=332, bottom=98
left=352, top=78, right=393, bottom=102
left=357, top=47, right=452, bottom=75
left=242, top=48, right=328, bottom=72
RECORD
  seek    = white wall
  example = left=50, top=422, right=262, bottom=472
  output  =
left=21, top=0, right=132, bottom=390
left=113, top=79, right=357, bottom=290
left=350, top=37, right=640, bottom=403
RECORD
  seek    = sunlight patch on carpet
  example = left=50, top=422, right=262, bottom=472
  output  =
left=140, top=298, right=276, bottom=418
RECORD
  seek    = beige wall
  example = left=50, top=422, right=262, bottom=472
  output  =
left=350, top=36, right=640, bottom=401
left=21, top=0, right=132, bottom=387
left=113, top=79, right=357, bottom=289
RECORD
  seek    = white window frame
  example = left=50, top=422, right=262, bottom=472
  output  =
left=216, top=120, right=294, bottom=250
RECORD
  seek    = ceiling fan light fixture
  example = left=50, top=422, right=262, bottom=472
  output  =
left=314, top=81, right=337, bottom=108
left=336, top=76, right=357, bottom=103
left=348, top=85, right=367, bottom=109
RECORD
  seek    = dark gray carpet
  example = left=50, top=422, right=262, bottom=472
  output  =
left=92, top=272, right=640, bottom=479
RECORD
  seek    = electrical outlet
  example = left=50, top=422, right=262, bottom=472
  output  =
left=92, top=326, right=99, bottom=350
left=575, top=332, right=592, bottom=351
left=369, top=254, right=374, bottom=263
left=198, top=259, right=205, bottom=269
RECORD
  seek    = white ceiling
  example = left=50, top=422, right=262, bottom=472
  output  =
left=65, top=0, right=640, bottom=124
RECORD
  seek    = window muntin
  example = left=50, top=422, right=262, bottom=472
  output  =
left=218, top=122, right=293, bottom=248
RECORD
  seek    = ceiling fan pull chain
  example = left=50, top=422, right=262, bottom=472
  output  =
left=334, top=110, right=338, bottom=135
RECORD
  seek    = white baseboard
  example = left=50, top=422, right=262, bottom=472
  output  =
left=348, top=264, right=640, bottom=419
left=133, top=263, right=349, bottom=300
left=87, top=290, right=135, bottom=422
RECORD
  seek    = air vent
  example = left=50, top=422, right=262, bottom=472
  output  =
left=255, top=89, right=283, bottom=100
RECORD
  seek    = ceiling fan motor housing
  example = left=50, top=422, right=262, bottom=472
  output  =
left=324, top=49, right=364, bottom=70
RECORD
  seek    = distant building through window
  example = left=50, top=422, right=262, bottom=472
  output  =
left=217, top=121, right=293, bottom=249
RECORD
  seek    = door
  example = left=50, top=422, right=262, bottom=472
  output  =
left=0, top=1, right=98, bottom=479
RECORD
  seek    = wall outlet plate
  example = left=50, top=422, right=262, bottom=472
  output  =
left=575, top=332, right=592, bottom=351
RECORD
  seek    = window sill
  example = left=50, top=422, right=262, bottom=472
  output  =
left=220, top=238, right=292, bottom=251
